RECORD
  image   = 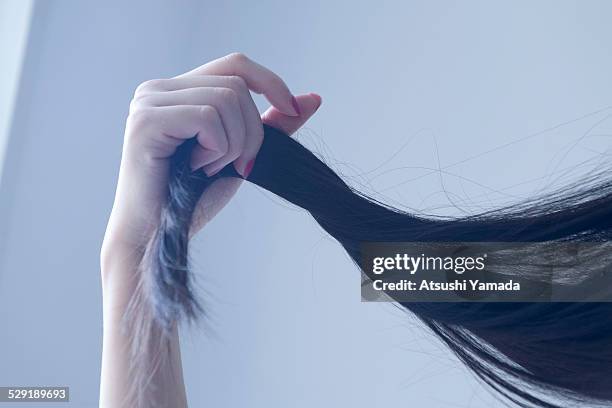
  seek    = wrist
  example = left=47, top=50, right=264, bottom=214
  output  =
left=100, top=229, right=146, bottom=286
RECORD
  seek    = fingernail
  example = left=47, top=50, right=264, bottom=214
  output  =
left=310, top=93, right=322, bottom=110
left=243, top=159, right=255, bottom=179
left=291, top=96, right=301, bottom=116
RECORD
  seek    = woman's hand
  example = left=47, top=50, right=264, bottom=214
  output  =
left=99, top=53, right=321, bottom=407
left=102, top=53, right=321, bottom=269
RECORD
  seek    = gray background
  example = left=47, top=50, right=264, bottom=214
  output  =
left=0, top=1, right=611, bottom=407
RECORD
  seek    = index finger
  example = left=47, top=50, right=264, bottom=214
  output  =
left=176, top=53, right=299, bottom=117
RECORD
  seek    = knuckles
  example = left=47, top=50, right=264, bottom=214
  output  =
left=214, top=87, right=240, bottom=106
left=126, top=55, right=251, bottom=145
left=226, top=52, right=250, bottom=65
left=130, top=79, right=164, bottom=110
left=226, top=75, right=247, bottom=91
left=133, top=78, right=166, bottom=97
left=196, top=105, right=218, bottom=122
left=125, top=107, right=159, bottom=137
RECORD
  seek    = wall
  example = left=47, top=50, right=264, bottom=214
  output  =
left=0, top=1, right=611, bottom=407
left=0, top=0, right=33, bottom=183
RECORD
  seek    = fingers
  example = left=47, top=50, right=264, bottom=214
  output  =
left=187, top=106, right=228, bottom=169
left=177, top=53, right=299, bottom=117
left=136, top=87, right=246, bottom=174
left=134, top=75, right=263, bottom=176
left=128, top=105, right=228, bottom=165
left=262, top=93, right=323, bottom=136
left=130, top=54, right=320, bottom=179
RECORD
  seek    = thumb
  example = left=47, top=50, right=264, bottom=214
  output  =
left=261, top=93, right=322, bottom=136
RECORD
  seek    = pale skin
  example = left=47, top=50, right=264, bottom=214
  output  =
left=100, top=53, right=321, bottom=407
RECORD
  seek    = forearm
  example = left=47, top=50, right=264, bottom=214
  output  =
left=99, top=245, right=188, bottom=408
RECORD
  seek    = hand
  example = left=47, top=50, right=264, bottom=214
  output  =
left=101, top=53, right=321, bottom=273
left=99, top=53, right=321, bottom=408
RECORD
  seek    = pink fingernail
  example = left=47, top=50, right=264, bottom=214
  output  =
left=243, top=159, right=255, bottom=179
left=291, top=96, right=301, bottom=116
left=310, top=93, right=322, bottom=110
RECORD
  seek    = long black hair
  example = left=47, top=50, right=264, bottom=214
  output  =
left=128, top=124, right=612, bottom=408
